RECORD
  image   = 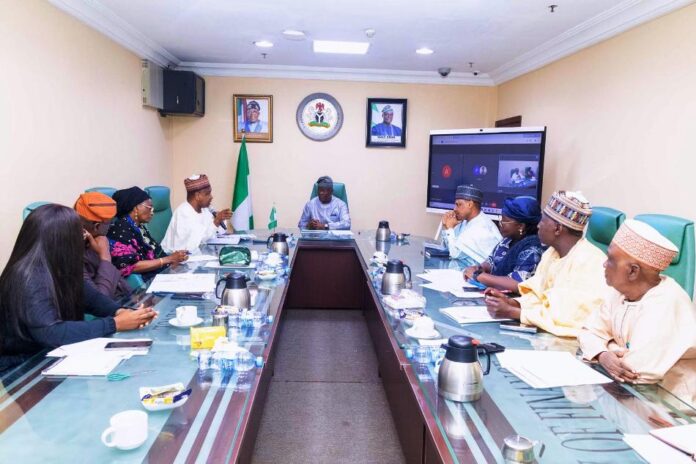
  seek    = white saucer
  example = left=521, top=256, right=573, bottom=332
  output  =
left=256, top=272, right=278, bottom=281
left=168, top=317, right=203, bottom=328
left=405, top=327, right=441, bottom=340
left=114, top=436, right=147, bottom=450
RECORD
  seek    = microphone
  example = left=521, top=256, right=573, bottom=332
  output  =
left=210, top=208, right=227, bottom=230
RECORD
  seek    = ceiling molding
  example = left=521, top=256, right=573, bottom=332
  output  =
left=489, top=0, right=695, bottom=84
left=176, top=62, right=496, bottom=86
left=46, top=0, right=694, bottom=86
left=46, top=0, right=179, bottom=67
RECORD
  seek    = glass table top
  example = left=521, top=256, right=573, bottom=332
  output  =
left=0, top=234, right=291, bottom=463
left=353, top=233, right=696, bottom=463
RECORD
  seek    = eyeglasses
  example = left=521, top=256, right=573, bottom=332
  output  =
left=138, top=202, right=154, bottom=212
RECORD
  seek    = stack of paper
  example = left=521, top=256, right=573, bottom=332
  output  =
left=42, top=352, right=124, bottom=376
left=418, top=269, right=479, bottom=297
left=440, top=306, right=511, bottom=324
left=496, top=350, right=612, bottom=388
left=184, top=254, right=218, bottom=263
left=206, top=235, right=241, bottom=245
left=47, top=338, right=151, bottom=358
left=146, top=273, right=216, bottom=293
left=624, top=429, right=695, bottom=464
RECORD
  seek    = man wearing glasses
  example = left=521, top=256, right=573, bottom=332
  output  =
left=74, top=192, right=130, bottom=299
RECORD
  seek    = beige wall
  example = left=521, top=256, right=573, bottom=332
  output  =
left=497, top=3, right=696, bottom=220
left=0, top=0, right=173, bottom=266
left=171, top=77, right=497, bottom=237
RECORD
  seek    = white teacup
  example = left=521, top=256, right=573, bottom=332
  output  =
left=101, top=410, right=148, bottom=450
left=372, top=251, right=388, bottom=265
left=411, top=316, right=435, bottom=335
left=176, top=306, right=198, bottom=325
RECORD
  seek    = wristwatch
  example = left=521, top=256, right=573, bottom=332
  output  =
left=324, top=223, right=329, bottom=230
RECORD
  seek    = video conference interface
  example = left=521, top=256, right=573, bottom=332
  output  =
left=427, top=131, right=545, bottom=216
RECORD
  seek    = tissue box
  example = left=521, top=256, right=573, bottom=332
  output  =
left=190, top=326, right=226, bottom=350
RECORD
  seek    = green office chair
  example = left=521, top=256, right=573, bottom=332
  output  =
left=634, top=214, right=695, bottom=298
left=144, top=186, right=173, bottom=243
left=125, top=273, right=145, bottom=291
left=23, top=201, right=50, bottom=220
left=586, top=206, right=626, bottom=253
left=310, top=182, right=348, bottom=208
left=85, top=186, right=117, bottom=197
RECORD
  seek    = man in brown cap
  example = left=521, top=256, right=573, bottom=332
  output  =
left=485, top=191, right=608, bottom=337
left=162, top=174, right=232, bottom=253
left=579, top=219, right=696, bottom=404
left=74, top=192, right=130, bottom=299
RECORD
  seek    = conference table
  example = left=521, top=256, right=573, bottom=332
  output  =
left=1, top=229, right=694, bottom=463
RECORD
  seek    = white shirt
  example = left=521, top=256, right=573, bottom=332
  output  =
left=161, top=202, right=223, bottom=253
left=441, top=212, right=502, bottom=263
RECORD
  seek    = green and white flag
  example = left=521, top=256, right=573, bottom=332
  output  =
left=232, top=138, right=254, bottom=231
left=268, top=204, right=277, bottom=230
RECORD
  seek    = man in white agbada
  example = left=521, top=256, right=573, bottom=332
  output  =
left=579, top=219, right=696, bottom=406
left=441, top=185, right=501, bottom=262
left=161, top=174, right=232, bottom=253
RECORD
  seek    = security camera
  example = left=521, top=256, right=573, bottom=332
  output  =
left=473, top=71, right=479, bottom=76
left=438, top=67, right=451, bottom=78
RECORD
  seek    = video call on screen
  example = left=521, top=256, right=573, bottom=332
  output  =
left=428, top=132, right=544, bottom=216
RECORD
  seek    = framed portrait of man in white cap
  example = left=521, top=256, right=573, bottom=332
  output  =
left=233, top=94, right=273, bottom=143
left=366, top=98, right=407, bottom=148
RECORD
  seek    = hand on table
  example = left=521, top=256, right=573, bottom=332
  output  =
left=598, top=350, right=639, bottom=383
left=114, top=306, right=158, bottom=331
left=463, top=265, right=478, bottom=281
left=484, top=288, right=522, bottom=320
left=165, top=250, right=189, bottom=266
left=308, top=219, right=325, bottom=230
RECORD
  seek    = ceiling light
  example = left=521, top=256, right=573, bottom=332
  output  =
left=313, top=40, right=370, bottom=55
left=282, top=29, right=306, bottom=40
left=254, top=40, right=274, bottom=48
left=416, top=47, right=434, bottom=55
left=364, top=28, right=376, bottom=39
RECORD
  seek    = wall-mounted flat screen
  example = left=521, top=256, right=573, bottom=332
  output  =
left=427, top=127, right=546, bottom=219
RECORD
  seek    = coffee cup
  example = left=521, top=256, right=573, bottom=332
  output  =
left=101, top=410, right=148, bottom=450
left=412, top=316, right=435, bottom=335
left=265, top=252, right=282, bottom=265
left=176, top=306, right=198, bottom=325
left=372, top=251, right=388, bottom=265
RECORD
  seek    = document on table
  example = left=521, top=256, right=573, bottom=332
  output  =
left=496, top=350, right=612, bottom=388
left=650, top=424, right=696, bottom=456
left=47, top=338, right=152, bottom=357
left=42, top=352, right=124, bottom=376
left=206, top=235, right=241, bottom=245
left=623, top=434, right=694, bottom=464
left=329, top=230, right=354, bottom=237
left=184, top=254, right=218, bottom=263
left=146, top=273, right=216, bottom=293
left=204, top=261, right=256, bottom=269
left=440, top=306, right=511, bottom=324
left=417, top=270, right=479, bottom=292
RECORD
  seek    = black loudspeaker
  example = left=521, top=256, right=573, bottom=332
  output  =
left=160, top=70, right=205, bottom=117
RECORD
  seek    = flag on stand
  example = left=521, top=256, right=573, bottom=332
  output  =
left=232, top=138, right=254, bottom=231
left=268, top=204, right=277, bottom=230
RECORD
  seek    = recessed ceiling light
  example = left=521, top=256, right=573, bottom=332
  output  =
left=282, top=29, right=306, bottom=40
left=254, top=40, right=274, bottom=48
left=416, top=47, right=434, bottom=55
left=313, top=40, right=370, bottom=55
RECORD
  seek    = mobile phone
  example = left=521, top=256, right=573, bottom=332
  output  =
left=104, top=340, right=153, bottom=351
left=499, top=321, right=538, bottom=334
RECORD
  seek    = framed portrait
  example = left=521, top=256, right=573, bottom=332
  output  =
left=366, top=98, right=407, bottom=148
left=233, top=94, right=273, bottom=143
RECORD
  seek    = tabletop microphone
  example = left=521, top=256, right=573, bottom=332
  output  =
left=210, top=208, right=227, bottom=230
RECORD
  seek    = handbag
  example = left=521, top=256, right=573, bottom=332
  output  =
left=218, top=246, right=251, bottom=266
